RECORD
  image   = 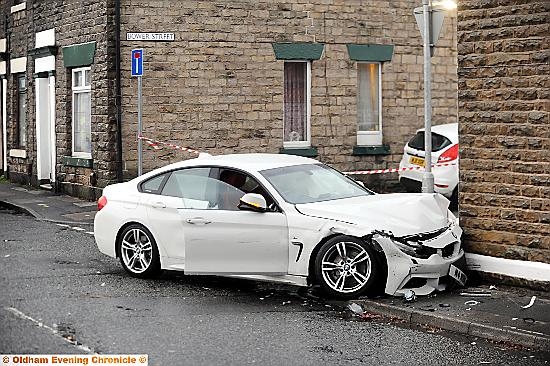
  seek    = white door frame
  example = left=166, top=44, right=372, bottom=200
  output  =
left=48, top=74, right=56, bottom=183
left=34, top=74, right=56, bottom=182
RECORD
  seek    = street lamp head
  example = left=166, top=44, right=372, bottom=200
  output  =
left=433, top=0, right=457, bottom=10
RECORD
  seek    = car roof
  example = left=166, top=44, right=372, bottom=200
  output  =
left=144, top=153, right=320, bottom=177
left=417, top=123, right=458, bottom=139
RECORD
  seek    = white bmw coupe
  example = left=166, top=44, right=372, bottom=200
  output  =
left=94, top=153, right=466, bottom=299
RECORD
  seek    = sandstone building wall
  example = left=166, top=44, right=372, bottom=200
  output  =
left=457, top=0, right=549, bottom=263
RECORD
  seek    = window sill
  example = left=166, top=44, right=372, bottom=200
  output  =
left=352, top=145, right=390, bottom=156
left=11, top=2, right=26, bottom=13
left=279, top=147, right=318, bottom=158
left=9, top=149, right=27, bottom=158
left=63, top=156, right=93, bottom=168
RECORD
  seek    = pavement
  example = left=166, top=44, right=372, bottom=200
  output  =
left=1, top=179, right=549, bottom=353
left=352, top=286, right=550, bottom=352
left=0, top=180, right=96, bottom=226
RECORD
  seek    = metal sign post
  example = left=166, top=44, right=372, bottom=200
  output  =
left=421, top=0, right=434, bottom=194
left=414, top=1, right=455, bottom=194
left=131, top=49, right=144, bottom=176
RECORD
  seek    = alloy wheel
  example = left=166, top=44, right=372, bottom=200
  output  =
left=120, top=228, right=153, bottom=274
left=321, top=241, right=372, bottom=294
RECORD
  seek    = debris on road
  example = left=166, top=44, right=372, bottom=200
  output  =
left=347, top=302, right=364, bottom=315
left=403, top=289, right=416, bottom=302
left=464, top=300, right=480, bottom=306
left=521, top=296, right=536, bottom=309
left=361, top=312, right=385, bottom=321
left=460, top=291, right=491, bottom=297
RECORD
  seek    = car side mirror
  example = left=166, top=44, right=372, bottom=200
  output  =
left=238, top=193, right=267, bottom=212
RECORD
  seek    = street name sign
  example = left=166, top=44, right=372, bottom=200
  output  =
left=127, top=32, right=175, bottom=41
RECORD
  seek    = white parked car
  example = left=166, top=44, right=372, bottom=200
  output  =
left=94, top=153, right=466, bottom=299
left=398, top=123, right=459, bottom=204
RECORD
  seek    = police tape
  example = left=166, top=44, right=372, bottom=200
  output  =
left=137, top=135, right=457, bottom=175
left=343, top=162, right=457, bottom=175
left=138, top=135, right=200, bottom=155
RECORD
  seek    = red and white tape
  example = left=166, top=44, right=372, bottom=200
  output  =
left=343, top=162, right=457, bottom=175
left=137, top=134, right=456, bottom=175
left=138, top=135, right=200, bottom=155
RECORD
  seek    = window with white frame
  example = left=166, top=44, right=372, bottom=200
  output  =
left=72, top=67, right=91, bottom=157
left=283, top=61, right=311, bottom=148
left=17, top=75, right=27, bottom=148
left=357, top=62, right=382, bottom=146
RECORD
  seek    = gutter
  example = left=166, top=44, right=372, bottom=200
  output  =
left=115, top=0, right=123, bottom=182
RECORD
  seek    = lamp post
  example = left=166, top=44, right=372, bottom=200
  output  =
left=414, top=0, right=457, bottom=194
left=421, top=0, right=434, bottom=194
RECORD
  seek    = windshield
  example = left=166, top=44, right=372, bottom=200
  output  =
left=260, top=164, right=373, bottom=204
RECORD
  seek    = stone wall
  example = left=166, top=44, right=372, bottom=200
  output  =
left=120, top=0, right=458, bottom=192
left=0, top=0, right=118, bottom=199
left=457, top=0, right=549, bottom=263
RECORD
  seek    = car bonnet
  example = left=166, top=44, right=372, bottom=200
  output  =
left=295, top=193, right=450, bottom=236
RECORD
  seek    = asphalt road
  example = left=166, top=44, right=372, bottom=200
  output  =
left=0, top=207, right=547, bottom=366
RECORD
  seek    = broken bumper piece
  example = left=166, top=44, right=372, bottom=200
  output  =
left=374, top=223, right=465, bottom=296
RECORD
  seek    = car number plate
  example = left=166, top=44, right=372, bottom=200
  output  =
left=449, top=264, right=467, bottom=286
left=409, top=156, right=425, bottom=167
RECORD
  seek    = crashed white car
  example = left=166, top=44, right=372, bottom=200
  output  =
left=94, top=154, right=466, bottom=299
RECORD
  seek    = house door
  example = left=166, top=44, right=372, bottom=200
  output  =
left=35, top=76, right=56, bottom=184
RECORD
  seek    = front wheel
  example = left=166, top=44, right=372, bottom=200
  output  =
left=117, top=224, right=161, bottom=278
left=314, top=236, right=381, bottom=299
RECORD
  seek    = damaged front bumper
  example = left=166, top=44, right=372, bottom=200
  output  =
left=372, top=222, right=464, bottom=296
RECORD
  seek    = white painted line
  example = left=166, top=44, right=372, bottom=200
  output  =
left=4, top=307, right=94, bottom=353
left=86, top=232, right=94, bottom=235
left=71, top=227, right=86, bottom=231
left=56, top=223, right=70, bottom=228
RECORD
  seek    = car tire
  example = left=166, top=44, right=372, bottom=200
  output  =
left=117, top=224, right=161, bottom=278
left=314, top=236, right=381, bottom=299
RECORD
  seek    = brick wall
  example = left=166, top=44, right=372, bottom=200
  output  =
left=120, top=0, right=458, bottom=191
left=457, top=1, right=550, bottom=263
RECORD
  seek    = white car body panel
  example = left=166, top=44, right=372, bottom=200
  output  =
left=181, top=209, right=288, bottom=274
left=94, top=153, right=464, bottom=296
left=398, top=123, right=459, bottom=198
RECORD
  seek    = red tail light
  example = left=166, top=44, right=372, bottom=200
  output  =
left=438, top=144, right=459, bottom=163
left=98, top=196, right=107, bottom=211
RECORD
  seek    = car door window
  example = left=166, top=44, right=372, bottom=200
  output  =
left=140, top=173, right=168, bottom=194
left=161, top=168, right=212, bottom=209
left=218, top=169, right=278, bottom=211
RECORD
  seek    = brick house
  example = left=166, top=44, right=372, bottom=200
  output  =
left=0, top=0, right=457, bottom=199
left=457, top=0, right=550, bottom=286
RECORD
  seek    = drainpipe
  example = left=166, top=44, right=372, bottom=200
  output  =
left=115, top=0, right=123, bottom=182
left=2, top=13, right=10, bottom=176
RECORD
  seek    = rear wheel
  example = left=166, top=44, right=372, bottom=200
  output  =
left=117, top=224, right=161, bottom=278
left=314, top=236, right=381, bottom=299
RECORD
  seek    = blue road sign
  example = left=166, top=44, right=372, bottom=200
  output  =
left=131, top=49, right=143, bottom=77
